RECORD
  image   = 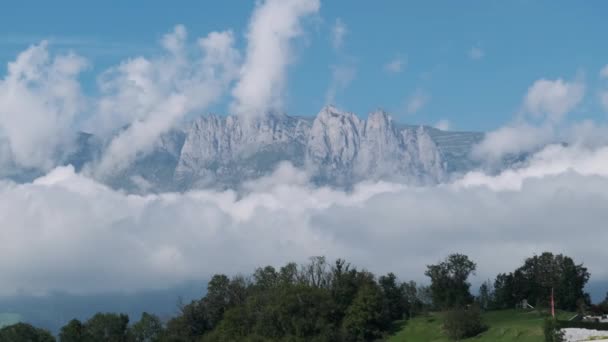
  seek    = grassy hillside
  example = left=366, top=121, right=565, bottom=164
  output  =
left=389, top=309, right=573, bottom=342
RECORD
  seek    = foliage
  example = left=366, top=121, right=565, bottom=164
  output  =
left=477, top=280, right=494, bottom=310
left=443, top=305, right=487, bottom=340
left=59, top=319, right=83, bottom=342
left=342, top=282, right=387, bottom=341
left=13, top=252, right=593, bottom=342
left=543, top=318, right=564, bottom=342
left=0, top=322, right=55, bottom=342
left=492, top=252, right=590, bottom=311
left=191, top=257, right=400, bottom=341
left=425, top=253, right=477, bottom=309
left=82, top=313, right=131, bottom=341
left=131, top=312, right=164, bottom=342
left=400, top=281, right=425, bottom=318
left=379, top=273, right=408, bottom=321
left=164, top=299, right=209, bottom=340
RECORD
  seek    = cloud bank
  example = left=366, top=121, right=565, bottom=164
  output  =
left=2, top=143, right=608, bottom=296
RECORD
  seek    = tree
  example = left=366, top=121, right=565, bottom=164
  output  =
left=131, top=312, right=164, bottom=342
left=493, top=273, right=516, bottom=309
left=83, top=313, right=130, bottom=342
left=0, top=323, right=55, bottom=342
left=330, top=259, right=360, bottom=320
left=495, top=252, right=590, bottom=311
left=401, top=281, right=424, bottom=318
left=425, top=253, right=477, bottom=309
left=253, top=266, right=279, bottom=291
left=204, top=274, right=232, bottom=328
left=165, top=299, right=209, bottom=340
left=477, top=280, right=494, bottom=310
left=271, top=285, right=337, bottom=340
left=342, top=283, right=387, bottom=341
left=279, top=262, right=299, bottom=286
left=59, top=319, right=84, bottom=342
left=300, top=256, right=332, bottom=288
left=379, top=273, right=406, bottom=321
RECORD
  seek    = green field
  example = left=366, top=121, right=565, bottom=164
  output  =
left=389, top=309, right=573, bottom=342
left=0, top=313, right=22, bottom=329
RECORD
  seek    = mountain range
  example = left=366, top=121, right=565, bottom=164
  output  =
left=3, top=106, right=486, bottom=192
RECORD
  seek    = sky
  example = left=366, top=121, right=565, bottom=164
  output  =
left=2, top=0, right=608, bottom=131
left=3, top=0, right=608, bottom=320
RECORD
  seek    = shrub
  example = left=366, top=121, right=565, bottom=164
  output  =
left=543, top=318, right=565, bottom=342
left=443, top=306, right=487, bottom=340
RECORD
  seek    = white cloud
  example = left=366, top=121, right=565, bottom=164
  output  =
left=434, top=119, right=450, bottom=131
left=406, top=89, right=430, bottom=114
left=523, top=78, right=585, bottom=122
left=384, top=56, right=406, bottom=74
left=600, top=64, right=608, bottom=79
left=469, top=47, right=485, bottom=60
left=473, top=77, right=587, bottom=163
left=472, top=123, right=554, bottom=163
left=325, top=64, right=356, bottom=105
left=3, top=145, right=608, bottom=295
left=230, top=0, right=320, bottom=117
left=0, top=41, right=87, bottom=170
left=89, top=26, right=240, bottom=178
left=331, top=18, right=347, bottom=51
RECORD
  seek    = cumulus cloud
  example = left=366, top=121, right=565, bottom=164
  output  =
left=0, top=41, right=87, bottom=170
left=230, top=0, right=320, bottom=117
left=331, top=18, right=347, bottom=51
left=468, top=47, right=485, bottom=60
left=384, top=56, right=406, bottom=74
left=3, top=145, right=608, bottom=295
left=473, top=77, right=586, bottom=163
left=406, top=89, right=430, bottom=114
left=434, top=119, right=450, bottom=131
left=89, top=26, right=240, bottom=178
left=472, top=123, right=554, bottom=163
left=523, top=78, right=585, bottom=122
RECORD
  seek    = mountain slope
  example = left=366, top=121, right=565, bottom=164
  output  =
left=3, top=106, right=485, bottom=192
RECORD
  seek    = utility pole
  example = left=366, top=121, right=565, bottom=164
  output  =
left=551, top=287, right=555, bottom=318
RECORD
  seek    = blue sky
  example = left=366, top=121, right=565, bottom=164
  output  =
left=1, top=0, right=607, bottom=131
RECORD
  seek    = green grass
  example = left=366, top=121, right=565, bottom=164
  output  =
left=0, top=313, right=22, bottom=329
left=388, top=309, right=573, bottom=342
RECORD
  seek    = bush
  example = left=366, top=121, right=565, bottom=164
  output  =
left=544, top=318, right=565, bottom=342
left=443, top=306, right=487, bottom=340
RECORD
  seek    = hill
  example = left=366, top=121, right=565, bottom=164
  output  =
left=389, top=309, right=573, bottom=342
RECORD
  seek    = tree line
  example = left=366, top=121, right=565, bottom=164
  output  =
left=0, top=252, right=600, bottom=341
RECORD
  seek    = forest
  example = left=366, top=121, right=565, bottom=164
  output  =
left=0, top=252, right=603, bottom=341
